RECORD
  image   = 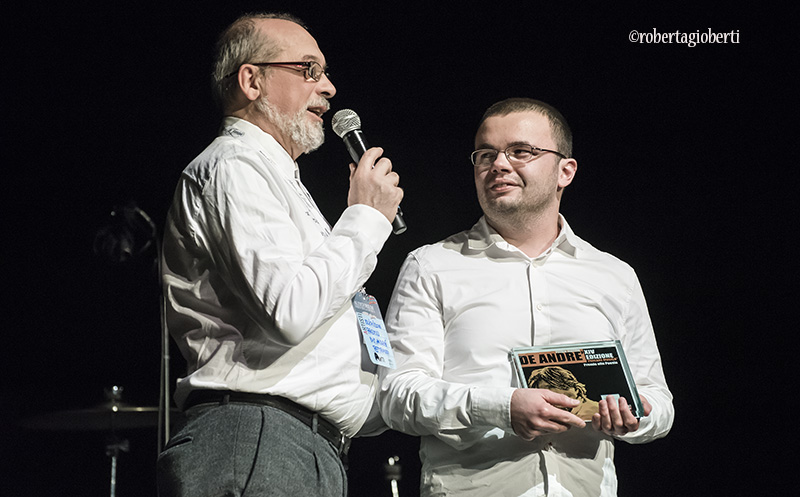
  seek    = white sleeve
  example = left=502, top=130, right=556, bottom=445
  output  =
left=378, top=253, right=514, bottom=450
left=200, top=151, right=391, bottom=345
left=617, top=274, right=675, bottom=443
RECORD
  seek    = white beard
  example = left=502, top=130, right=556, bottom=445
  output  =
left=257, top=97, right=326, bottom=154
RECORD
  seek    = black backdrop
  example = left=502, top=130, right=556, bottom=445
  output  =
left=4, top=2, right=794, bottom=495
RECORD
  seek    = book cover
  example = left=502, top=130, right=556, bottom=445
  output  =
left=510, top=340, right=643, bottom=420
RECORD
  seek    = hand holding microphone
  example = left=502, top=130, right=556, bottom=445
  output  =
left=332, top=109, right=406, bottom=235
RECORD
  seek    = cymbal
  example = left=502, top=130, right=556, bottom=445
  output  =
left=22, top=402, right=180, bottom=431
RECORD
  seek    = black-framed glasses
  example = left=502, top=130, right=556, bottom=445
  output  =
left=470, top=144, right=566, bottom=168
left=224, top=61, right=328, bottom=81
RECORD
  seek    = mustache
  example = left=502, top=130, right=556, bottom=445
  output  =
left=308, top=98, right=330, bottom=112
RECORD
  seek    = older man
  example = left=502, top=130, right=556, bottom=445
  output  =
left=157, top=12, right=402, bottom=497
left=379, top=98, right=673, bottom=496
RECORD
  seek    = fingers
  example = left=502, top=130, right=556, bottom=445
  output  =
left=527, top=407, right=584, bottom=436
left=540, top=390, right=580, bottom=409
left=388, top=170, right=400, bottom=187
left=607, top=396, right=625, bottom=430
left=617, top=397, right=638, bottom=431
left=539, top=391, right=585, bottom=428
left=555, top=411, right=586, bottom=430
left=591, top=412, right=602, bottom=432
left=596, top=397, right=622, bottom=435
left=514, top=416, right=571, bottom=441
left=354, top=147, right=387, bottom=171
left=351, top=148, right=399, bottom=186
left=346, top=147, right=403, bottom=222
left=510, top=389, right=585, bottom=441
left=593, top=396, right=641, bottom=436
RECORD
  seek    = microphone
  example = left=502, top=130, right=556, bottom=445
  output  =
left=331, top=109, right=406, bottom=235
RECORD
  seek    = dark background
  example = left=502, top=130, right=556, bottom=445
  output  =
left=4, top=2, right=793, bottom=495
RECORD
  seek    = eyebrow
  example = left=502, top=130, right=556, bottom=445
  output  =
left=475, top=140, right=532, bottom=149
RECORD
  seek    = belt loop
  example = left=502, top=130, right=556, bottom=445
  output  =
left=311, top=413, right=319, bottom=433
left=221, top=393, right=230, bottom=405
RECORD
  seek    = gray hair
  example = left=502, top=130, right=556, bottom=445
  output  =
left=211, top=12, right=309, bottom=111
left=479, top=98, right=573, bottom=158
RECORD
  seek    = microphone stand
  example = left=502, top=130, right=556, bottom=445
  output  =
left=156, top=233, right=171, bottom=452
left=124, top=205, right=171, bottom=452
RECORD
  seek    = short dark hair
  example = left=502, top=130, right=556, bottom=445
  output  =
left=479, top=98, right=573, bottom=158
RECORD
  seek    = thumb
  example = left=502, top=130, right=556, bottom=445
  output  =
left=640, top=395, right=653, bottom=417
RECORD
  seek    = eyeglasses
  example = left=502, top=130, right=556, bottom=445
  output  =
left=224, top=61, right=328, bottom=82
left=470, top=144, right=566, bottom=168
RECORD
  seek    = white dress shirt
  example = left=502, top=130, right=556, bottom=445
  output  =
left=162, top=117, right=392, bottom=437
left=379, top=216, right=673, bottom=496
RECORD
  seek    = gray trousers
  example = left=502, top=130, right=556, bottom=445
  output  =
left=157, top=403, right=347, bottom=497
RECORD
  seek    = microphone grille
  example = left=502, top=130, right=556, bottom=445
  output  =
left=331, top=109, right=361, bottom=138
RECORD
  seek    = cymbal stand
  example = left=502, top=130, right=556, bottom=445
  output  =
left=105, top=436, right=129, bottom=497
left=104, top=386, right=129, bottom=497
left=384, top=456, right=402, bottom=497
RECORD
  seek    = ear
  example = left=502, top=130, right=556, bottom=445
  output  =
left=557, top=158, right=577, bottom=189
left=236, top=64, right=264, bottom=103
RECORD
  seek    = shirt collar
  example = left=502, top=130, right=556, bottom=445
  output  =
left=220, top=116, right=299, bottom=179
left=467, top=214, right=580, bottom=259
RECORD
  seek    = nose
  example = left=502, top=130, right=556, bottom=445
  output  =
left=317, top=73, right=336, bottom=98
left=489, top=152, right=513, bottom=173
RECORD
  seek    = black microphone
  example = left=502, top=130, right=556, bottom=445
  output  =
left=331, top=109, right=406, bottom=235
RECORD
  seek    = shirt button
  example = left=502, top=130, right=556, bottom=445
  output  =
left=536, top=304, right=543, bottom=311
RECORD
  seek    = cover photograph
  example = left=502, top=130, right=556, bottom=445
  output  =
left=510, top=340, right=644, bottom=420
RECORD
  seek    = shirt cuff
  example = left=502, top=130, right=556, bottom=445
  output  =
left=332, top=204, right=392, bottom=252
left=471, top=386, right=516, bottom=431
